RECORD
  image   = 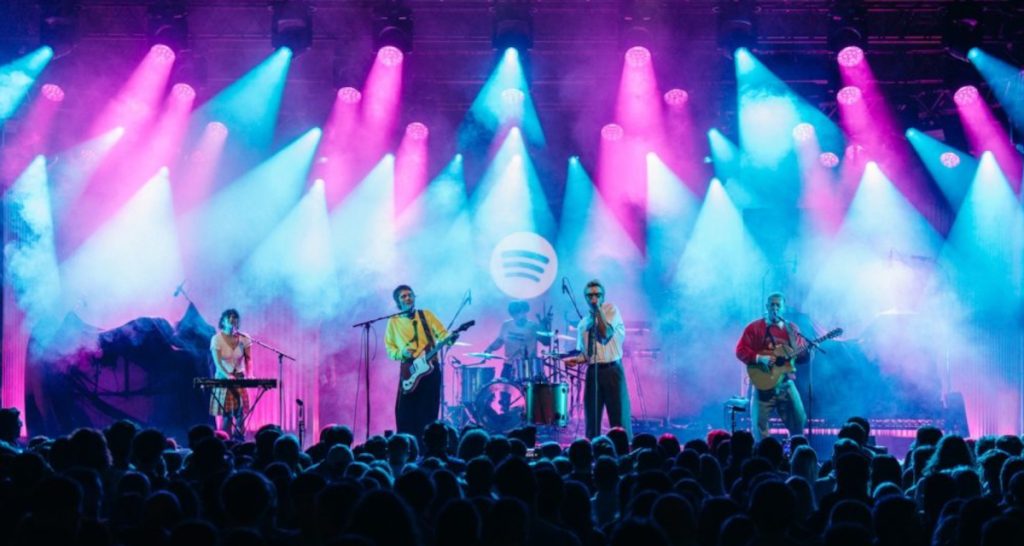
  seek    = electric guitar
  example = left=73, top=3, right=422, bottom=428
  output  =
left=746, top=327, right=843, bottom=390
left=400, top=320, right=475, bottom=394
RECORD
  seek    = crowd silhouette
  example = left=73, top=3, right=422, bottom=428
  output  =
left=1, top=406, right=1024, bottom=546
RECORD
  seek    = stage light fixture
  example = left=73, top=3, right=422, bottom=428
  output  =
left=716, top=0, right=758, bottom=56
left=664, top=88, right=689, bottom=107
left=619, top=0, right=659, bottom=52
left=147, top=1, right=188, bottom=54
left=271, top=0, right=313, bottom=55
left=942, top=1, right=984, bottom=62
left=953, top=85, right=980, bottom=106
left=39, top=0, right=81, bottom=59
left=373, top=0, right=414, bottom=54
left=492, top=0, right=533, bottom=52
left=827, top=0, right=867, bottom=55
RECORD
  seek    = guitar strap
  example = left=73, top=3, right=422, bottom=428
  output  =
left=764, top=319, right=797, bottom=351
left=784, top=321, right=798, bottom=351
left=763, top=319, right=777, bottom=348
left=417, top=310, right=437, bottom=362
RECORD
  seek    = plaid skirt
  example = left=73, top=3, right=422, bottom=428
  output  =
left=209, top=386, right=250, bottom=416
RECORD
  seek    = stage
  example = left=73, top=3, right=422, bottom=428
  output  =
left=2, top=1, right=1023, bottom=446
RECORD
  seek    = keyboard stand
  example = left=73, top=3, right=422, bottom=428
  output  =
left=202, top=383, right=274, bottom=441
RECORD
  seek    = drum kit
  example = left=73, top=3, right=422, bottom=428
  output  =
left=450, top=331, right=583, bottom=433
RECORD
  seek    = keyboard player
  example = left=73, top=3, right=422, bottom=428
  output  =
left=210, top=308, right=252, bottom=438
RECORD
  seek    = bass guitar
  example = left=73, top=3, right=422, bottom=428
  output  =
left=746, top=328, right=843, bottom=390
left=401, top=320, right=475, bottom=394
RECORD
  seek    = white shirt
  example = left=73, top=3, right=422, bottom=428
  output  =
left=576, top=302, right=626, bottom=364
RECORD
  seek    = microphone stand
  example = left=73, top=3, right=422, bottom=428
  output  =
left=565, top=278, right=598, bottom=432
left=245, top=334, right=296, bottom=430
left=352, top=310, right=409, bottom=440
left=563, top=279, right=584, bottom=321
left=794, top=328, right=826, bottom=442
left=440, top=293, right=472, bottom=425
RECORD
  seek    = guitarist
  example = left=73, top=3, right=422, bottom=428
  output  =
left=385, top=285, right=449, bottom=439
left=735, top=292, right=809, bottom=442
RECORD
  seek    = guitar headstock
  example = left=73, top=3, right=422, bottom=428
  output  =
left=456, top=320, right=476, bottom=334
left=822, top=328, right=843, bottom=340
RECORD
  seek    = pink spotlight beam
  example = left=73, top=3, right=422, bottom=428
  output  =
left=837, top=46, right=864, bottom=68
left=601, top=123, right=624, bottom=141
left=624, top=46, right=652, bottom=68
left=41, top=83, right=65, bottom=102
left=664, top=88, right=689, bottom=108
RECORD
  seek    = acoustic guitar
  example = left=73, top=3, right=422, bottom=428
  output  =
left=746, top=328, right=843, bottom=390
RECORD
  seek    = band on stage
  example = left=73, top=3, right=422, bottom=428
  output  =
left=207, top=286, right=825, bottom=443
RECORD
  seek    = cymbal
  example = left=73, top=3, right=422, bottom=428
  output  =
left=452, top=341, right=471, bottom=347
left=464, top=352, right=504, bottom=360
left=537, top=331, right=575, bottom=341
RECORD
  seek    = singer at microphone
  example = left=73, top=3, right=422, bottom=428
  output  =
left=384, top=284, right=450, bottom=438
left=210, top=308, right=253, bottom=440
left=574, top=279, right=630, bottom=439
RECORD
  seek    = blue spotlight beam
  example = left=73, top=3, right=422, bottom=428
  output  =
left=943, top=152, right=1024, bottom=318
left=905, top=128, right=979, bottom=209
left=734, top=48, right=845, bottom=179
left=192, top=47, right=293, bottom=155
left=970, top=48, right=1024, bottom=133
left=460, top=48, right=546, bottom=148
left=182, top=127, right=322, bottom=278
left=0, top=47, right=55, bottom=120
left=4, top=156, right=63, bottom=340
left=470, top=128, right=556, bottom=247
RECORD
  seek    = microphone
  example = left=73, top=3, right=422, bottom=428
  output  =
left=561, top=277, right=568, bottom=294
left=296, top=398, right=304, bottom=407
left=466, top=289, right=472, bottom=305
left=173, top=280, right=185, bottom=297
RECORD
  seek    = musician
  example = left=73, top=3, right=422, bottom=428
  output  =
left=735, top=292, right=809, bottom=442
left=210, top=308, right=252, bottom=438
left=573, top=280, right=631, bottom=439
left=484, top=300, right=552, bottom=379
left=384, top=285, right=449, bottom=439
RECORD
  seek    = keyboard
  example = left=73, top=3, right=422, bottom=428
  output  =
left=192, top=378, right=278, bottom=389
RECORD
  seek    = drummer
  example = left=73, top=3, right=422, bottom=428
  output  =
left=484, top=300, right=553, bottom=380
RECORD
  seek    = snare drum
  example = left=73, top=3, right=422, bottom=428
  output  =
left=460, top=367, right=495, bottom=404
left=525, top=382, right=569, bottom=427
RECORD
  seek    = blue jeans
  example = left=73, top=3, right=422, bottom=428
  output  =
left=750, top=378, right=806, bottom=442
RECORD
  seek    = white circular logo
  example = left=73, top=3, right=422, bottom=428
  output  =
left=489, top=232, right=558, bottom=299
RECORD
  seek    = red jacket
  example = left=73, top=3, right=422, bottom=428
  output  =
left=735, top=318, right=809, bottom=366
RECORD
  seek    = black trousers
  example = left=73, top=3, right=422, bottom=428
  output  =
left=395, top=367, right=441, bottom=441
left=584, top=361, right=632, bottom=439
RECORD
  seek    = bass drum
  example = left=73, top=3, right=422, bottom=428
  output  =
left=473, top=380, right=525, bottom=432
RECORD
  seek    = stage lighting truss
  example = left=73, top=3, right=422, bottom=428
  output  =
left=715, top=0, right=759, bottom=56
left=271, top=0, right=314, bottom=55
left=827, top=0, right=867, bottom=55
left=147, top=1, right=189, bottom=54
left=170, top=50, right=208, bottom=92
left=618, top=0, right=660, bottom=52
left=39, top=0, right=81, bottom=59
left=492, top=0, right=533, bottom=52
left=942, top=1, right=983, bottom=63
left=373, top=0, right=414, bottom=54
